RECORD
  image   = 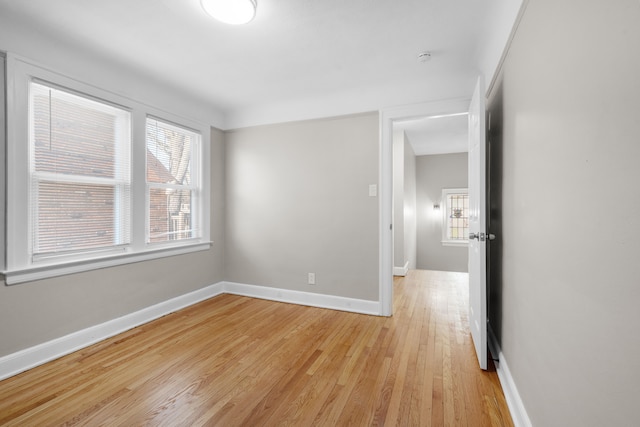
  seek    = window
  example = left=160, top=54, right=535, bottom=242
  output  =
left=4, top=56, right=210, bottom=284
left=442, top=188, right=469, bottom=246
left=30, top=82, right=131, bottom=258
left=146, top=118, right=200, bottom=243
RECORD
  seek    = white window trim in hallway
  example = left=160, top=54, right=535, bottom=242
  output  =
left=441, top=187, right=469, bottom=247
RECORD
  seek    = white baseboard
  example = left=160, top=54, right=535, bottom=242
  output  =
left=222, top=281, right=381, bottom=316
left=393, top=261, right=409, bottom=276
left=0, top=282, right=225, bottom=381
left=488, top=326, right=532, bottom=427
left=0, top=281, right=381, bottom=381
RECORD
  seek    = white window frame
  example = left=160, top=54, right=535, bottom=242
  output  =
left=441, top=188, right=469, bottom=247
left=145, top=116, right=202, bottom=246
left=3, top=54, right=211, bottom=285
left=29, top=80, right=133, bottom=261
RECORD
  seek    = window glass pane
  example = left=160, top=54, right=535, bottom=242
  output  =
left=149, top=188, right=193, bottom=242
left=29, top=81, right=131, bottom=257
left=445, top=192, right=469, bottom=241
left=146, top=118, right=194, bottom=185
left=34, top=181, right=127, bottom=254
left=146, top=117, right=199, bottom=244
left=31, top=82, right=129, bottom=180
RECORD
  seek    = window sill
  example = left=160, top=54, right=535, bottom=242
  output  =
left=2, top=241, right=212, bottom=285
left=441, top=241, right=469, bottom=247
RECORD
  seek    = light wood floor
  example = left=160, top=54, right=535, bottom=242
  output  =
left=0, top=270, right=512, bottom=426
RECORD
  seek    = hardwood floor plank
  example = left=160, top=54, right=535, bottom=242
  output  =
left=0, top=270, right=513, bottom=426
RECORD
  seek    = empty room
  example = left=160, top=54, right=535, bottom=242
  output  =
left=1, top=0, right=639, bottom=426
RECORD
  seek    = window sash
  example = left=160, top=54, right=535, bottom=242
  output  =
left=28, top=80, right=132, bottom=258
left=441, top=188, right=469, bottom=245
left=146, top=117, right=201, bottom=244
left=31, top=179, right=130, bottom=257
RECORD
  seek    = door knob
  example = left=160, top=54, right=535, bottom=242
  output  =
left=469, top=232, right=485, bottom=241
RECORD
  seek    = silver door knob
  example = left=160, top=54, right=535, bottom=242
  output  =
left=469, top=232, right=486, bottom=241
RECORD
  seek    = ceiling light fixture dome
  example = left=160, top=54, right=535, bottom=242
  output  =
left=201, top=0, right=257, bottom=25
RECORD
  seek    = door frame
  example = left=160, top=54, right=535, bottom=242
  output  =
left=379, top=98, right=471, bottom=316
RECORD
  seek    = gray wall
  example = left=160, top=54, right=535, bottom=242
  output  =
left=488, top=0, right=640, bottom=425
left=0, top=16, right=227, bottom=359
left=0, top=10, right=223, bottom=127
left=393, top=130, right=417, bottom=272
left=416, top=153, right=468, bottom=272
left=225, top=113, right=379, bottom=301
left=0, top=128, right=226, bottom=357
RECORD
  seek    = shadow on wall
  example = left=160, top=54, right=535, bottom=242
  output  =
left=487, top=77, right=504, bottom=345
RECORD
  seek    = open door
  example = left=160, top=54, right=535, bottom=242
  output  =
left=468, top=76, right=487, bottom=370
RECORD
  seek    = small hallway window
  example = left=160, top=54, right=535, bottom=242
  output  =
left=441, top=188, right=469, bottom=246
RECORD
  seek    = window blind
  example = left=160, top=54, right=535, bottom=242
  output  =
left=30, top=81, right=131, bottom=257
left=146, top=117, right=200, bottom=243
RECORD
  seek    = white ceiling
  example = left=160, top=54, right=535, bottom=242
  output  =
left=0, top=0, right=502, bottom=129
left=395, top=113, right=469, bottom=156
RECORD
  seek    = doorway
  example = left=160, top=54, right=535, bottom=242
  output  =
left=392, top=114, right=469, bottom=275
left=379, top=99, right=470, bottom=316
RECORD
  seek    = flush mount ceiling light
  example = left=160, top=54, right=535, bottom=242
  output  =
left=201, top=0, right=257, bottom=25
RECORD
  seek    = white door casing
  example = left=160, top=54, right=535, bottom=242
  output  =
left=379, top=99, right=470, bottom=316
left=468, top=76, right=488, bottom=370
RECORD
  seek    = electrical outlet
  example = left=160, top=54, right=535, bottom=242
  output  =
left=308, top=272, right=316, bottom=285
